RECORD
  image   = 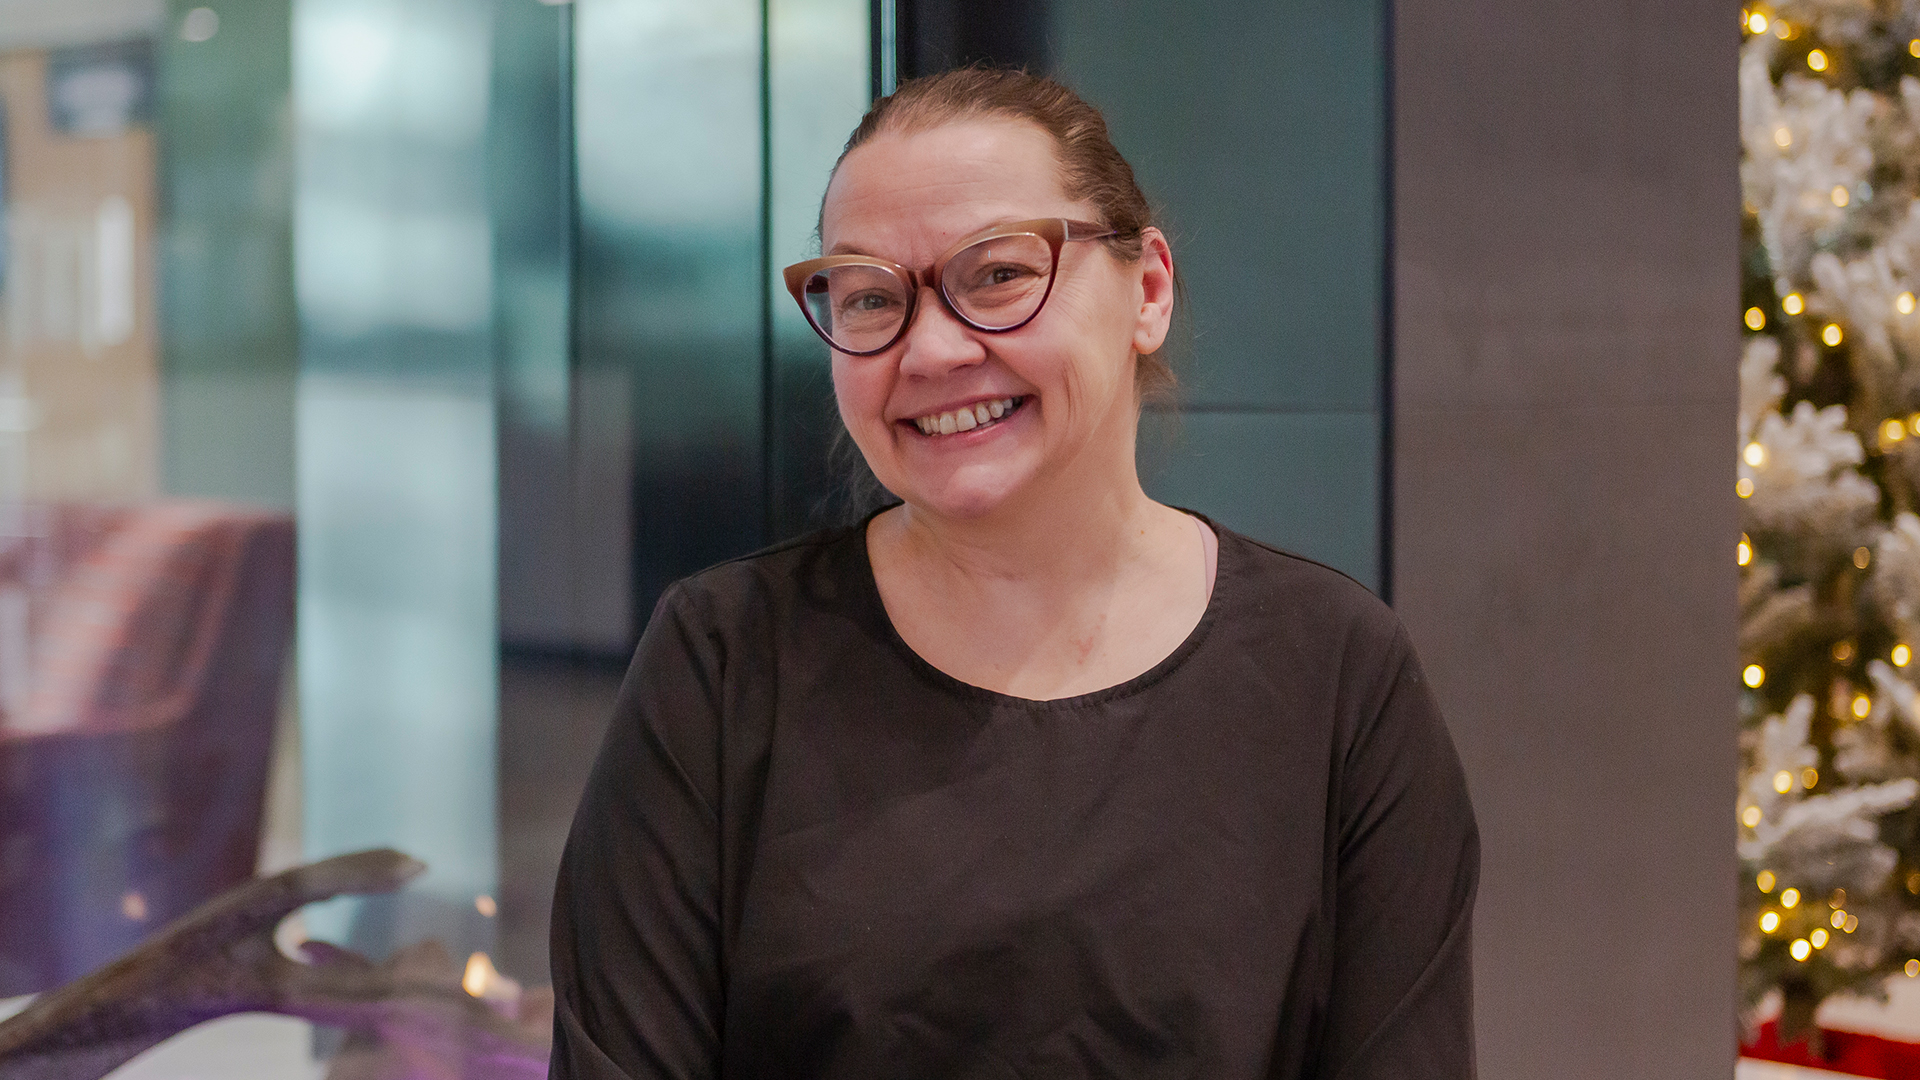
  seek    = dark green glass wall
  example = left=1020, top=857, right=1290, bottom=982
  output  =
left=1052, top=0, right=1387, bottom=590
left=158, top=0, right=296, bottom=508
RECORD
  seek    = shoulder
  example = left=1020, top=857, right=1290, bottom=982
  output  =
left=654, top=520, right=870, bottom=638
left=1207, top=522, right=1410, bottom=670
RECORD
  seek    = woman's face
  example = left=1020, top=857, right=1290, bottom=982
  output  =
left=819, top=118, right=1172, bottom=523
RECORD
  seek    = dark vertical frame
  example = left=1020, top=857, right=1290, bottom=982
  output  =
left=759, top=0, right=777, bottom=543
left=1376, top=0, right=1395, bottom=605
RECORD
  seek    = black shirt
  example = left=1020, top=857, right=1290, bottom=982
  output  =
left=549, top=517, right=1478, bottom=1079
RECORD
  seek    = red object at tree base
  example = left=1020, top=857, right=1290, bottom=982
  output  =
left=1744, top=1018, right=1920, bottom=1078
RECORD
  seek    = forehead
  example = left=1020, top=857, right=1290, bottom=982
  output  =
left=820, top=118, right=1084, bottom=259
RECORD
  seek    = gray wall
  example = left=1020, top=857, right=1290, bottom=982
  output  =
left=1392, top=3, right=1738, bottom=1076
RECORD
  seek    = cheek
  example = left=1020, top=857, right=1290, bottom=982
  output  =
left=831, top=357, right=892, bottom=439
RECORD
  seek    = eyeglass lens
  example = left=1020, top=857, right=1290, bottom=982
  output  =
left=799, top=231, right=1055, bottom=353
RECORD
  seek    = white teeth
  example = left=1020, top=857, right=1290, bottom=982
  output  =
left=912, top=397, right=1020, bottom=437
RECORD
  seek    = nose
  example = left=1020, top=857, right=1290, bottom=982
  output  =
left=895, top=285, right=987, bottom=378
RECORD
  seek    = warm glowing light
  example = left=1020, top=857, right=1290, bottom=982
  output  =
left=1761, top=911, right=1782, bottom=933
left=1856, top=546, right=1874, bottom=569
left=1746, top=306, right=1767, bottom=330
left=1792, top=938, right=1813, bottom=961
left=1855, top=694, right=1874, bottom=718
left=475, top=894, right=498, bottom=918
left=1810, top=49, right=1831, bottom=72
left=1835, top=640, right=1856, bottom=663
left=1846, top=914, right=1860, bottom=933
left=1776, top=20, right=1794, bottom=38
left=1888, top=419, right=1910, bottom=443
left=1783, top=888, right=1801, bottom=909
left=1749, top=11, right=1769, bottom=33
left=1759, top=870, right=1778, bottom=892
left=1739, top=538, right=1753, bottom=566
left=1896, top=643, right=1912, bottom=667
left=120, top=891, right=148, bottom=922
left=1745, top=664, right=1766, bottom=688
left=1812, top=928, right=1831, bottom=948
left=1900, top=292, right=1916, bottom=315
left=1784, top=292, right=1805, bottom=314
left=1745, top=442, right=1768, bottom=466
left=1908, top=959, right=1919, bottom=977
left=1803, top=766, right=1819, bottom=788
left=1824, top=323, right=1845, bottom=346
left=1743, top=805, right=1764, bottom=828
left=1909, top=870, right=1920, bottom=894
left=1738, top=477, right=1756, bottom=498
left=1832, top=888, right=1847, bottom=908
left=1774, top=769, right=1794, bottom=793
left=462, top=952, right=498, bottom=998
left=1832, top=909, right=1848, bottom=929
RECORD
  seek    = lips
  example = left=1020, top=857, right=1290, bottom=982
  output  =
left=909, top=396, right=1025, bottom=436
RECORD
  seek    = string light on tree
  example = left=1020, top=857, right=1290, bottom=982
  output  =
left=1895, top=643, right=1912, bottom=667
left=1792, top=939, right=1813, bottom=961
left=1759, top=870, right=1777, bottom=892
left=1745, top=664, right=1766, bottom=688
left=1762, top=910, right=1782, bottom=933
left=1824, top=323, right=1846, bottom=346
left=1747, top=306, right=1768, bottom=330
left=1783, top=292, right=1804, bottom=314
left=1898, top=291, right=1915, bottom=315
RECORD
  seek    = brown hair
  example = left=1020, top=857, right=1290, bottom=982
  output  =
left=828, top=67, right=1178, bottom=401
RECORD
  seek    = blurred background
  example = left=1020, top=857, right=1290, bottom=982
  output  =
left=0, top=0, right=1738, bottom=1078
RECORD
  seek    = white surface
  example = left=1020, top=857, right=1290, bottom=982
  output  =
left=4, top=997, right=323, bottom=1079
left=1739, top=1059, right=1870, bottom=1079
left=105, top=1014, right=325, bottom=1080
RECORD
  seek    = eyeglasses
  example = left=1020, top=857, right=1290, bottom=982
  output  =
left=782, top=218, right=1118, bottom=356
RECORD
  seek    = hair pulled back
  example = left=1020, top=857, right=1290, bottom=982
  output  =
left=829, top=67, right=1176, bottom=400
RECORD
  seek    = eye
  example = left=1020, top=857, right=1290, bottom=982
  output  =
left=837, top=289, right=902, bottom=319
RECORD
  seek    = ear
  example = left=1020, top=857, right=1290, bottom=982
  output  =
left=1131, top=227, right=1175, bottom=356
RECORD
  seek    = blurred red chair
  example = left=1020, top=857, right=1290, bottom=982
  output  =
left=0, top=501, right=295, bottom=996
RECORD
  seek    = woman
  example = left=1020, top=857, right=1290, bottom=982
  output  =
left=550, top=68, right=1478, bottom=1080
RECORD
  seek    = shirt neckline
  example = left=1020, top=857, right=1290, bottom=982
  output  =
left=849, top=507, right=1231, bottom=711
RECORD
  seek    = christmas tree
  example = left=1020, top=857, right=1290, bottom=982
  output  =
left=1740, top=0, right=1920, bottom=1037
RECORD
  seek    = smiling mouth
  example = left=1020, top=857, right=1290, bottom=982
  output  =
left=909, top=396, right=1026, bottom=437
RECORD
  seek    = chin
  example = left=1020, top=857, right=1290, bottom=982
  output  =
left=897, top=466, right=1035, bottom=521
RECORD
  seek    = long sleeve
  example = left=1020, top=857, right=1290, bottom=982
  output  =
left=1319, top=629, right=1480, bottom=1079
left=549, top=585, right=727, bottom=1080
